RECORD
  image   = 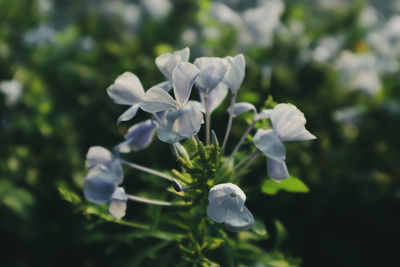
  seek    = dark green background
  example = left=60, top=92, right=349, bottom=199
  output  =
left=1, top=0, right=399, bottom=266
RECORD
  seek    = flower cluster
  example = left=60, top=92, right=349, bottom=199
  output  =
left=82, top=47, right=316, bottom=232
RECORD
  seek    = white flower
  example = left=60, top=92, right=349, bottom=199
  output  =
left=207, top=183, right=254, bottom=232
left=0, top=80, right=23, bottom=106
left=253, top=104, right=316, bottom=181
left=84, top=146, right=127, bottom=220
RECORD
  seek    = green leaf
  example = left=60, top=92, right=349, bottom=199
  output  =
left=274, top=220, right=287, bottom=251
left=57, top=185, right=82, bottom=204
left=261, top=176, right=310, bottom=195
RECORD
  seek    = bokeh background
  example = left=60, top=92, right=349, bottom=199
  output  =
left=1, top=0, right=400, bottom=266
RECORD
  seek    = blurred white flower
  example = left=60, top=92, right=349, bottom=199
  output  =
left=359, top=6, right=381, bottom=28
left=141, top=0, right=171, bottom=19
left=211, top=2, right=243, bottom=27
left=335, top=51, right=382, bottom=95
left=365, top=15, right=400, bottom=73
left=203, top=26, right=221, bottom=40
left=23, top=24, right=55, bottom=46
left=210, top=0, right=284, bottom=48
left=0, top=80, right=23, bottom=106
left=333, top=106, right=362, bottom=126
left=80, top=36, right=95, bottom=51
left=242, top=0, right=284, bottom=47
left=122, top=4, right=141, bottom=28
left=38, top=0, right=53, bottom=15
left=181, top=29, right=198, bottom=46
left=312, top=35, right=344, bottom=63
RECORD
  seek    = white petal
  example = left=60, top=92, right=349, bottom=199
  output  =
left=231, top=102, right=256, bottom=116
left=155, top=47, right=190, bottom=80
left=118, top=119, right=157, bottom=151
left=86, top=146, right=113, bottom=168
left=207, top=196, right=231, bottom=223
left=208, top=183, right=246, bottom=207
left=187, top=100, right=205, bottom=113
left=111, top=187, right=128, bottom=201
left=140, top=86, right=178, bottom=113
left=117, top=104, right=140, bottom=124
left=108, top=200, right=127, bottom=220
left=224, top=205, right=254, bottom=232
left=85, top=146, right=123, bottom=184
left=83, top=166, right=117, bottom=204
left=284, top=129, right=317, bottom=142
left=207, top=83, right=228, bottom=113
left=107, top=72, right=145, bottom=105
left=267, top=158, right=290, bottom=182
left=223, top=54, right=245, bottom=92
left=194, top=57, right=229, bottom=93
left=172, top=62, right=200, bottom=107
left=157, top=106, right=204, bottom=143
left=270, top=103, right=316, bottom=141
left=253, top=129, right=286, bottom=162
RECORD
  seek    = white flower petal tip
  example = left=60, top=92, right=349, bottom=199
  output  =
left=116, top=104, right=140, bottom=124
left=172, top=62, right=200, bottom=107
left=207, top=183, right=254, bottom=232
left=223, top=54, right=245, bottom=92
left=155, top=47, right=190, bottom=80
left=271, top=103, right=316, bottom=142
left=107, top=72, right=145, bottom=105
left=116, top=120, right=157, bottom=152
left=231, top=102, right=256, bottom=117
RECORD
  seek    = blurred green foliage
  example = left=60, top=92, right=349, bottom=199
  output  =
left=1, top=0, right=400, bottom=266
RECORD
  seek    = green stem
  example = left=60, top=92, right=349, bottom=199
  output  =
left=232, top=150, right=262, bottom=181
left=229, top=119, right=256, bottom=160
left=221, top=93, right=237, bottom=152
left=204, top=93, right=211, bottom=146
left=127, top=194, right=172, bottom=206
left=120, top=159, right=175, bottom=182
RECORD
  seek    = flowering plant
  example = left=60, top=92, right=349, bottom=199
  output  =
left=61, top=47, right=315, bottom=266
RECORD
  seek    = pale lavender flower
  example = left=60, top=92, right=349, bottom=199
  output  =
left=253, top=104, right=316, bottom=181
left=194, top=57, right=229, bottom=94
left=207, top=183, right=254, bottom=232
left=140, top=62, right=204, bottom=143
left=84, top=146, right=127, bottom=219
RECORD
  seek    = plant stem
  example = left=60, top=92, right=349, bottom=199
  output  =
left=204, top=93, right=211, bottom=146
left=127, top=195, right=172, bottom=206
left=120, top=159, right=175, bottom=182
left=221, top=93, right=237, bottom=152
left=232, top=150, right=262, bottom=181
left=231, top=150, right=260, bottom=172
left=229, top=119, right=256, bottom=160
